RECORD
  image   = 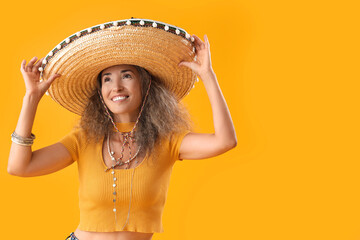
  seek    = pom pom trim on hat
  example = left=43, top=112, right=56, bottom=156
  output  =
left=39, top=18, right=194, bottom=75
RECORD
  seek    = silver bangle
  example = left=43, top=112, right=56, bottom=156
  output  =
left=11, top=131, right=36, bottom=146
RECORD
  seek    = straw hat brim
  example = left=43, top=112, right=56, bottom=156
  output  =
left=42, top=19, right=197, bottom=115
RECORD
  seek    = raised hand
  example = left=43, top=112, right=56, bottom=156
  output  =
left=178, top=34, right=214, bottom=79
left=20, top=56, right=61, bottom=101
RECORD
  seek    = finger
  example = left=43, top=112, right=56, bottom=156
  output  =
left=192, top=35, right=205, bottom=49
left=204, top=34, right=210, bottom=49
left=20, top=60, right=26, bottom=72
left=33, top=57, right=44, bottom=72
left=191, top=34, right=201, bottom=47
left=26, top=56, right=38, bottom=71
left=192, top=35, right=202, bottom=49
left=26, top=56, right=38, bottom=70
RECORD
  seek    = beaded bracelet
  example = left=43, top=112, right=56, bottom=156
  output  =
left=11, top=131, right=36, bottom=146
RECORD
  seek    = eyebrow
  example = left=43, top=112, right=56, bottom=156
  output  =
left=102, top=69, right=134, bottom=77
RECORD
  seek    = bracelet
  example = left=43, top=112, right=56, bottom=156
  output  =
left=11, top=131, right=36, bottom=146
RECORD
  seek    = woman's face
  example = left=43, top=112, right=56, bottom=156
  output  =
left=100, top=64, right=142, bottom=122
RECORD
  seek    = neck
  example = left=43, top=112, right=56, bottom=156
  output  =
left=113, top=108, right=141, bottom=123
left=113, top=121, right=136, bottom=132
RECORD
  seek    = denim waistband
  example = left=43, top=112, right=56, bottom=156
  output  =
left=65, top=232, right=79, bottom=240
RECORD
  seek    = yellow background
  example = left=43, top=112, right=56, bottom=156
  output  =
left=1, top=0, right=360, bottom=239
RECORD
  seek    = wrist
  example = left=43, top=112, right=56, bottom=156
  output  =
left=199, top=69, right=216, bottom=80
left=23, top=92, right=41, bottom=105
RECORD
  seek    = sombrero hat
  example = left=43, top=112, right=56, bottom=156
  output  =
left=40, top=17, right=197, bottom=115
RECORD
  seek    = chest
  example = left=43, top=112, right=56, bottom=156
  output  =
left=102, top=137, right=144, bottom=170
left=76, top=140, right=175, bottom=206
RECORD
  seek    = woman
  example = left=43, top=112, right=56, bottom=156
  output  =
left=8, top=18, right=237, bottom=240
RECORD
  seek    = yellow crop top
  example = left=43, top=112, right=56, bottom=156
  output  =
left=59, top=122, right=190, bottom=233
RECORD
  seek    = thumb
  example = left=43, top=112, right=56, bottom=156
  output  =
left=178, top=61, right=193, bottom=69
left=46, top=73, right=61, bottom=86
left=42, top=74, right=61, bottom=90
left=178, top=61, right=199, bottom=73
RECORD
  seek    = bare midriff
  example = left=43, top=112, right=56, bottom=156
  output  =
left=74, top=229, right=154, bottom=240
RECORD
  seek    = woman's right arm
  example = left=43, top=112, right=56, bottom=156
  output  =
left=7, top=56, right=73, bottom=177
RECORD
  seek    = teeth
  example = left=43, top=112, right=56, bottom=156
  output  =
left=112, top=96, right=127, bottom=101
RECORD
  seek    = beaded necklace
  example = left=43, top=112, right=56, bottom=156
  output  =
left=97, top=77, right=151, bottom=229
left=106, top=133, right=141, bottom=170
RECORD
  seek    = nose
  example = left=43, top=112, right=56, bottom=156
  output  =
left=113, top=85, right=124, bottom=92
left=112, top=78, right=125, bottom=92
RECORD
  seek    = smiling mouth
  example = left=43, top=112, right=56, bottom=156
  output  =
left=112, top=95, right=129, bottom=102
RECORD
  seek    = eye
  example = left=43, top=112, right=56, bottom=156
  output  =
left=103, top=77, right=111, bottom=82
left=123, top=74, right=132, bottom=79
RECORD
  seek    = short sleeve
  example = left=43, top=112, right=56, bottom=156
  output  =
left=170, top=130, right=191, bottom=162
left=59, top=128, right=83, bottom=162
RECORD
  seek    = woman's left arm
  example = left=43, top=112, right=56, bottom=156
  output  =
left=178, top=34, right=237, bottom=160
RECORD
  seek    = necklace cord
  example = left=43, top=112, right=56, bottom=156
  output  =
left=97, top=77, right=151, bottom=229
left=105, top=133, right=141, bottom=171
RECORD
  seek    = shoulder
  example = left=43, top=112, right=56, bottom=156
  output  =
left=167, top=129, right=191, bottom=160
left=61, top=126, right=86, bottom=140
left=59, top=126, right=89, bottom=149
left=59, top=126, right=96, bottom=161
left=169, top=130, right=191, bottom=144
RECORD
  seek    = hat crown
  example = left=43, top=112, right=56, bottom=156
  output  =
left=42, top=18, right=197, bottom=115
